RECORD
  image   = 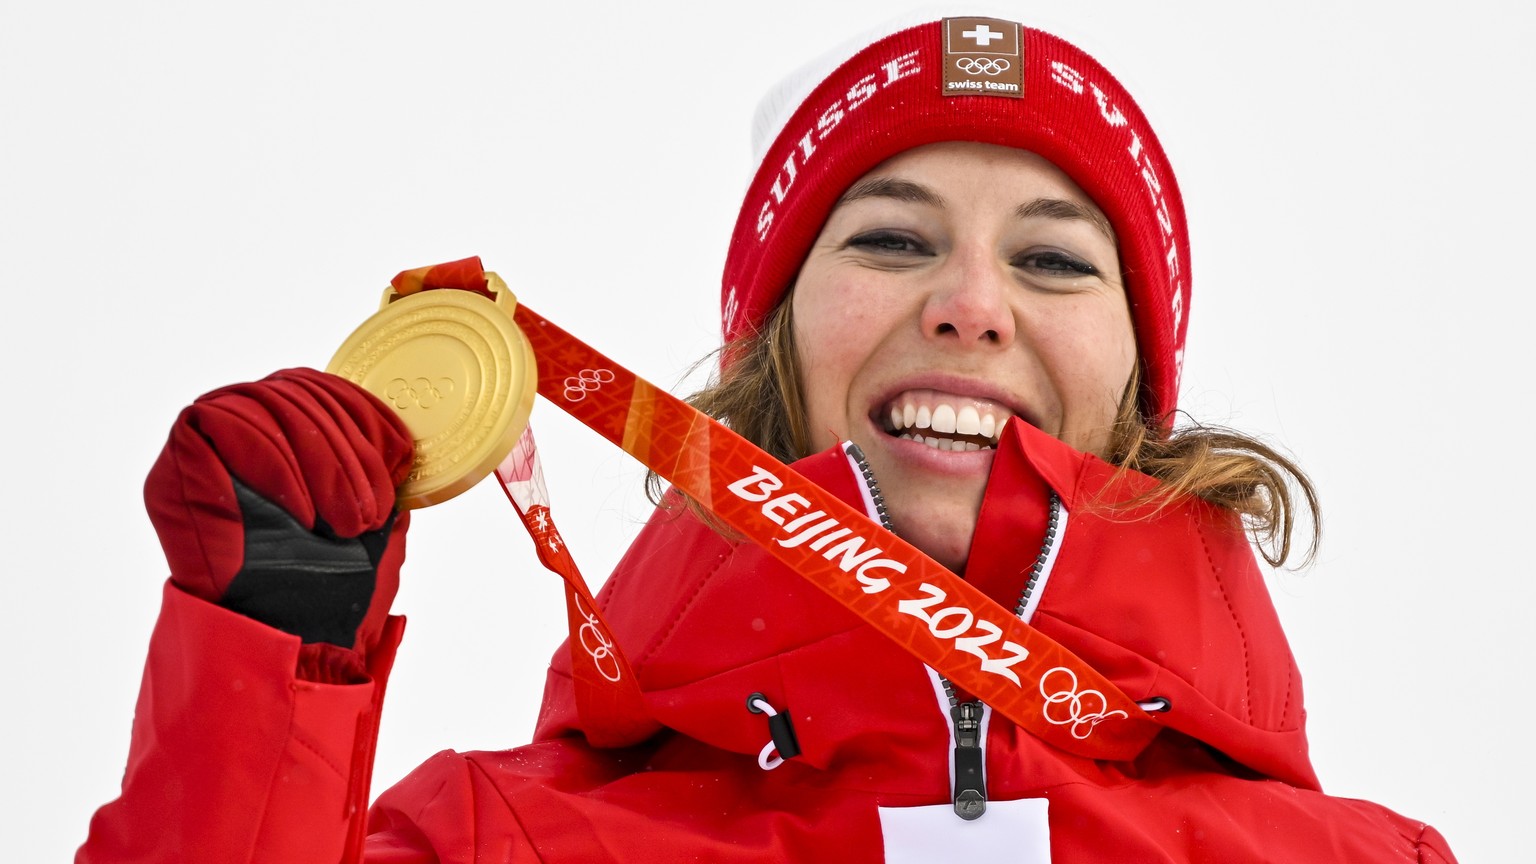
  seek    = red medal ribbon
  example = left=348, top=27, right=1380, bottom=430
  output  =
left=493, top=429, right=654, bottom=747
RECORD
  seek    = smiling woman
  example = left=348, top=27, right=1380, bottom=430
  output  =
left=77, top=12, right=1458, bottom=864
left=792, top=143, right=1136, bottom=570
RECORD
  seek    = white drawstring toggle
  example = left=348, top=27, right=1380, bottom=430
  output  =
left=746, top=693, right=799, bottom=771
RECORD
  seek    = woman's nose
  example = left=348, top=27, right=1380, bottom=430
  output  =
left=919, top=250, right=1016, bottom=346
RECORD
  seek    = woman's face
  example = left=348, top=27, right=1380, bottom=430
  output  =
left=791, top=141, right=1134, bottom=573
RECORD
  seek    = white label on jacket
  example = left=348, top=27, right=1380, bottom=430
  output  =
left=878, top=798, right=1050, bottom=862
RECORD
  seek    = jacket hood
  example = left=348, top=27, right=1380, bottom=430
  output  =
left=534, top=419, right=1318, bottom=791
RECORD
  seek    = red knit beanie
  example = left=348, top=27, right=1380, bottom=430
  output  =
left=720, top=15, right=1190, bottom=426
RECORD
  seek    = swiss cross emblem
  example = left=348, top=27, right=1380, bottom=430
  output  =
left=963, top=23, right=1005, bottom=46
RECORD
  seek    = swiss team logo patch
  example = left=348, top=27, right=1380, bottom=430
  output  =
left=943, top=18, right=1023, bottom=99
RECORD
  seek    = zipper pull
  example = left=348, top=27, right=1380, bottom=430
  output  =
left=951, top=700, right=986, bottom=820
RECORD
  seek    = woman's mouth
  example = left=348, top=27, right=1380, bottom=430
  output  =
left=879, top=390, right=1015, bottom=452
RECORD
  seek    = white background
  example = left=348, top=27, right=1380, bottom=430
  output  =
left=3, top=1, right=1528, bottom=860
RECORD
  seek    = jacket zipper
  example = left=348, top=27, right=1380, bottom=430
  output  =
left=843, top=443, right=989, bottom=821
left=941, top=678, right=987, bottom=820
left=843, top=441, right=1064, bottom=822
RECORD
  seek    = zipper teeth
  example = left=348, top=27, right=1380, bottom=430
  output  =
left=844, top=443, right=893, bottom=531
left=939, top=675, right=960, bottom=709
left=1014, top=492, right=1061, bottom=618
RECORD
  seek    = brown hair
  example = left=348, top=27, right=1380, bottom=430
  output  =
left=653, top=299, right=1320, bottom=569
left=1103, top=364, right=1319, bottom=567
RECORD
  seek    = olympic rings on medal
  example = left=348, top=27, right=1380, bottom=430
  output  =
left=1039, top=666, right=1128, bottom=740
left=574, top=592, right=623, bottom=682
left=956, top=57, right=1011, bottom=76
left=562, top=367, right=615, bottom=402
left=385, top=376, right=455, bottom=410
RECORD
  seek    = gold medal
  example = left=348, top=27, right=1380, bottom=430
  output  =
left=327, top=272, right=536, bottom=509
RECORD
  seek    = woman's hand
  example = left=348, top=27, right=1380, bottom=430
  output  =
left=144, top=367, right=414, bottom=659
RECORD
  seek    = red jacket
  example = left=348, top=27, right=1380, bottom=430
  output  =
left=79, top=422, right=1458, bottom=862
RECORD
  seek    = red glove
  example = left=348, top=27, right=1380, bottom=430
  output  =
left=145, top=368, right=414, bottom=660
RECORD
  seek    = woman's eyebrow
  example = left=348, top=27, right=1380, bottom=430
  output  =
left=837, top=180, right=1114, bottom=243
left=1016, top=197, right=1116, bottom=243
left=837, top=177, right=946, bottom=208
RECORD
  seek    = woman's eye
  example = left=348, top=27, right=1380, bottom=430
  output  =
left=847, top=231, right=931, bottom=255
left=1015, top=249, right=1099, bottom=277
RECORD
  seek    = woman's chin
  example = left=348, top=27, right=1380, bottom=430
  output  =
left=854, top=432, right=989, bottom=573
left=890, top=505, right=980, bottom=575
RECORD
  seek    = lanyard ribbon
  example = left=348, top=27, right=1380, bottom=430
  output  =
left=493, top=428, right=656, bottom=746
left=395, top=259, right=1161, bottom=761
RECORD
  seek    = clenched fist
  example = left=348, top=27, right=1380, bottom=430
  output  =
left=145, top=368, right=414, bottom=658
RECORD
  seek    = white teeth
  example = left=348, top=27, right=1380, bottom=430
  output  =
left=956, top=405, right=980, bottom=436
left=885, top=397, right=1013, bottom=445
left=931, top=404, right=956, bottom=434
left=902, top=433, right=988, bottom=453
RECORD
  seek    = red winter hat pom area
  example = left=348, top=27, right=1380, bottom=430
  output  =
left=720, top=16, right=1191, bottom=426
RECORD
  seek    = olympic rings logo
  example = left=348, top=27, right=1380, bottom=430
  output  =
left=1039, top=666, right=1128, bottom=739
left=574, top=592, right=623, bottom=682
left=386, top=376, right=454, bottom=409
left=563, top=368, right=615, bottom=402
left=956, top=57, right=1011, bottom=76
